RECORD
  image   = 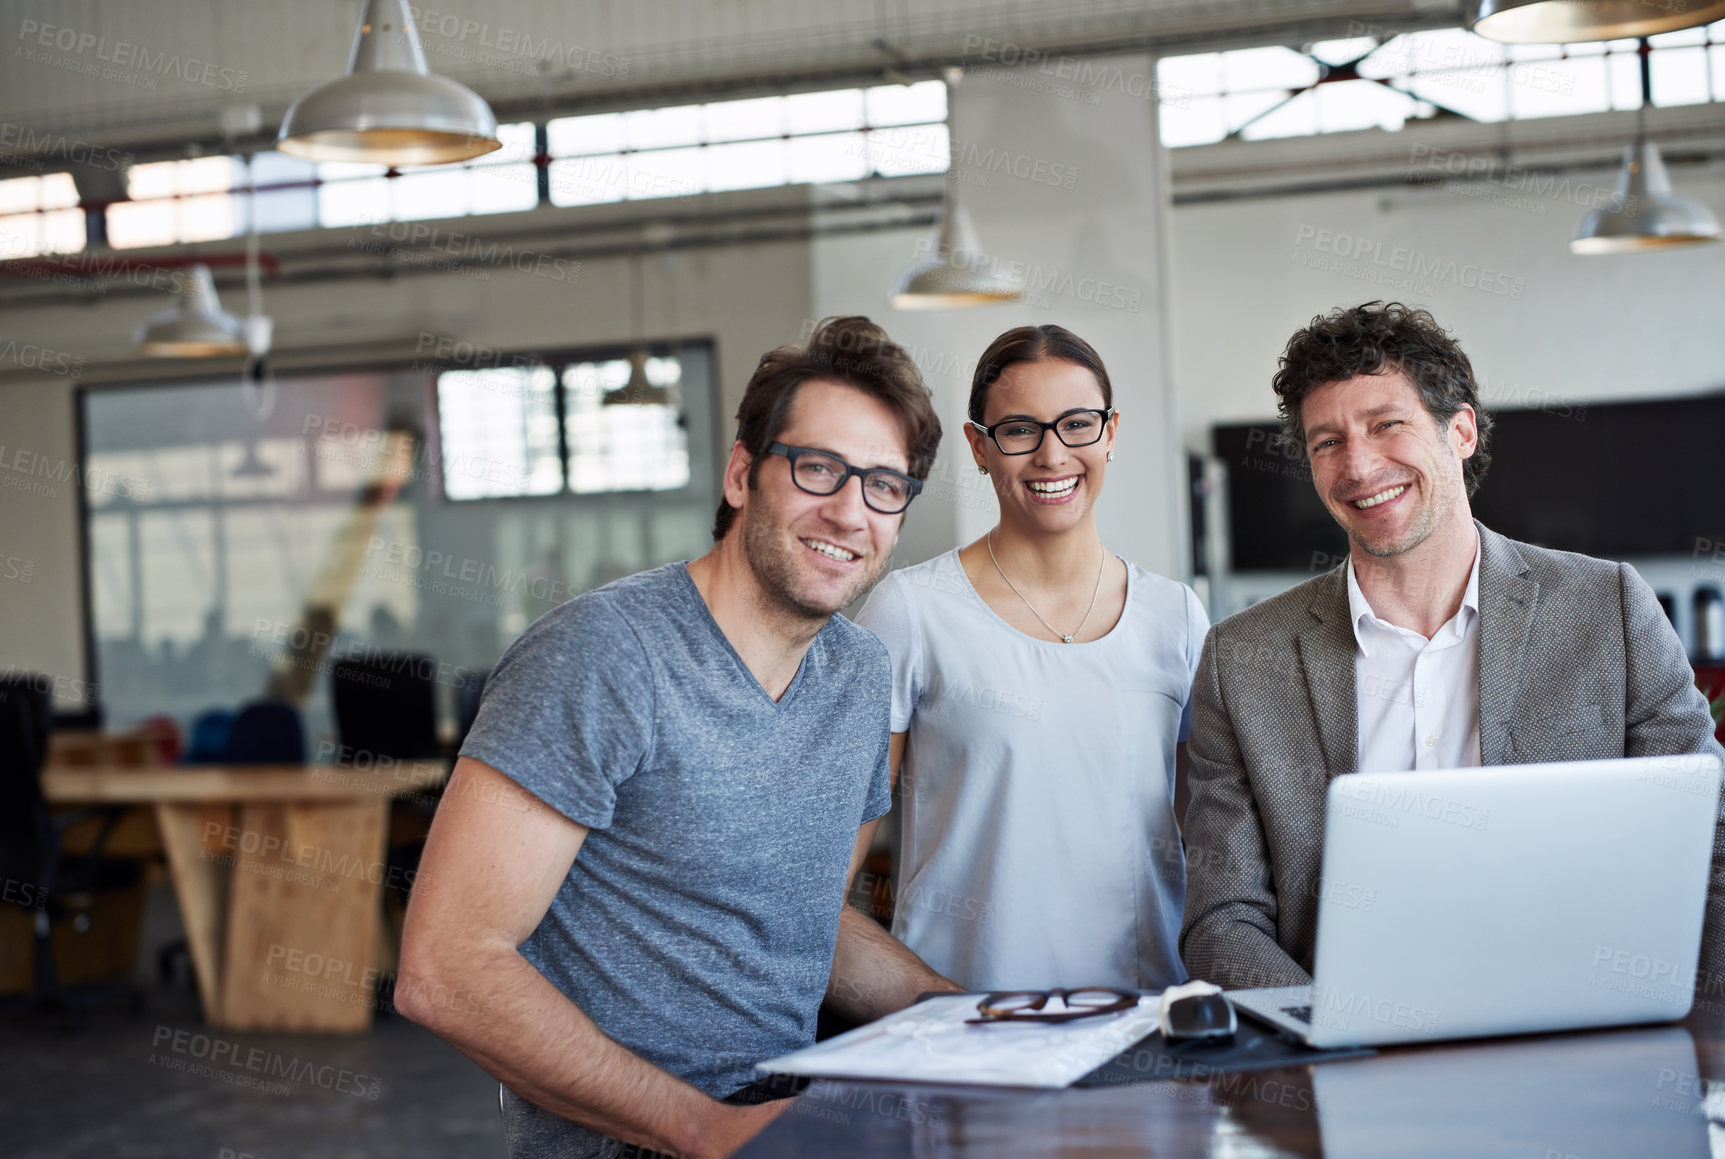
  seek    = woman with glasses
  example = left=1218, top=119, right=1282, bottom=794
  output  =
left=855, top=324, right=1207, bottom=993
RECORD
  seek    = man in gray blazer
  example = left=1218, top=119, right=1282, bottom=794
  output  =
left=1180, top=301, right=1725, bottom=994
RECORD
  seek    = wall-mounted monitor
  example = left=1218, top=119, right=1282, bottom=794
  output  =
left=1214, top=394, right=1725, bottom=571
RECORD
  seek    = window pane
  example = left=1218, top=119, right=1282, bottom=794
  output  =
left=1238, top=90, right=1319, bottom=141
left=127, top=160, right=180, bottom=200
left=319, top=176, right=391, bottom=227
left=562, top=361, right=691, bottom=494
left=785, top=89, right=864, bottom=134
left=0, top=176, right=40, bottom=214
left=1652, top=46, right=1711, bottom=106
left=705, top=95, right=784, bottom=142
left=547, top=112, right=624, bottom=156
left=1159, top=93, right=1227, bottom=147
left=470, top=164, right=540, bottom=214
left=39, top=172, right=79, bottom=209
left=39, top=208, right=84, bottom=253
left=1405, top=67, right=1509, bottom=122
left=786, top=131, right=868, bottom=184
left=1226, top=89, right=1294, bottom=136
left=393, top=168, right=470, bottom=220
left=1158, top=53, right=1223, bottom=98
left=866, top=80, right=946, bottom=126
left=1507, top=56, right=1610, bottom=118
left=107, top=199, right=178, bottom=249
left=249, top=152, right=318, bottom=233
left=548, top=156, right=628, bottom=206
left=706, top=139, right=788, bottom=191
left=1222, top=46, right=1318, bottom=92
left=488, top=122, right=538, bottom=165
left=865, top=123, right=947, bottom=177
left=627, top=147, right=704, bottom=199
left=178, top=192, right=241, bottom=242
left=436, top=366, right=563, bottom=500
left=1314, top=79, right=1417, bottom=133
left=625, top=104, right=703, bottom=150
left=1608, top=50, right=1644, bottom=109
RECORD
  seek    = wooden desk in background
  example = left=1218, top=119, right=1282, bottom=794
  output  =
left=41, top=762, right=445, bottom=1034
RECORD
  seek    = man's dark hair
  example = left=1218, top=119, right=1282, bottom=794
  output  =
left=968, top=324, right=1113, bottom=424
left=712, top=316, right=942, bottom=541
left=1271, top=301, right=1494, bottom=496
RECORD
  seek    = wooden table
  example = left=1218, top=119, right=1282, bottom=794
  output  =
left=41, top=762, right=445, bottom=1033
left=738, top=1007, right=1725, bottom=1156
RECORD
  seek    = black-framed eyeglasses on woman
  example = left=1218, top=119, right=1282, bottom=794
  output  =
left=766, top=442, right=924, bottom=514
left=966, top=987, right=1138, bottom=1025
left=970, top=408, right=1116, bottom=456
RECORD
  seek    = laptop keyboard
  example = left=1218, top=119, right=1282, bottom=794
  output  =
left=1281, top=1005, right=1313, bottom=1024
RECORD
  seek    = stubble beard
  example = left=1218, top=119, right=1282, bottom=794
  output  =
left=739, top=498, right=891, bottom=622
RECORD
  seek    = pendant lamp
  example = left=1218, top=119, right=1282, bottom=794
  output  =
left=1470, top=0, right=1725, bottom=44
left=278, top=0, right=500, bottom=165
left=1572, top=137, right=1722, bottom=253
left=136, top=264, right=248, bottom=357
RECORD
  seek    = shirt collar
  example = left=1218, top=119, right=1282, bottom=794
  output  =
left=1345, top=530, right=1482, bottom=657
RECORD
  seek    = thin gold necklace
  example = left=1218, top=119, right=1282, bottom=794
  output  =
left=985, top=532, right=1107, bottom=644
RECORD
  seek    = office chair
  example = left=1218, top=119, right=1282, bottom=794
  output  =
left=222, top=701, right=305, bottom=764
left=0, top=674, right=143, bottom=1025
left=180, top=708, right=234, bottom=764
left=331, top=653, right=441, bottom=762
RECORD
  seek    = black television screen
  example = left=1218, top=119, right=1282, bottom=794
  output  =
left=1216, top=394, right=1725, bottom=571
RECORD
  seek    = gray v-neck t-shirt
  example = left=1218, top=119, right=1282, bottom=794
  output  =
left=856, top=549, right=1206, bottom=992
left=459, top=563, right=893, bottom=1108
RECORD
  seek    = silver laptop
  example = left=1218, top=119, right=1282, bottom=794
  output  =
left=1229, top=754, right=1722, bottom=1048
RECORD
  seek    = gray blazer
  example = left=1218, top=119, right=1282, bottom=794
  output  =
left=1180, top=522, right=1725, bottom=991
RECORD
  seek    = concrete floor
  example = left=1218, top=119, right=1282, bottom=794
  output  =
left=2, top=882, right=505, bottom=1159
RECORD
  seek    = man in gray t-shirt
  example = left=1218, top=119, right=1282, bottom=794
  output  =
left=398, top=317, right=956, bottom=1159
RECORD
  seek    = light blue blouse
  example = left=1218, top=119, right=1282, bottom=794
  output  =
left=855, top=548, right=1207, bottom=992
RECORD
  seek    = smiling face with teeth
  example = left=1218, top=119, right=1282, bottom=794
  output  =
left=1302, top=369, right=1478, bottom=561
left=731, top=379, right=910, bottom=621
left=966, top=357, right=1118, bottom=536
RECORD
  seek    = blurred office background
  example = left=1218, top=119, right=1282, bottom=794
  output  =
left=0, top=1, right=1722, bottom=1154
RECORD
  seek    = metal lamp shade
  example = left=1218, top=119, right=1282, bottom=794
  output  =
left=136, top=265, right=249, bottom=357
left=278, top=0, right=500, bottom=165
left=890, top=205, right=1022, bottom=309
left=1572, top=139, right=1723, bottom=254
left=1470, top=0, right=1725, bottom=43
left=602, top=351, right=677, bottom=407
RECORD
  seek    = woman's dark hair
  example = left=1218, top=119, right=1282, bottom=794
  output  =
left=968, top=325, right=1112, bottom=424
left=1271, top=301, right=1494, bottom=495
left=713, top=316, right=942, bottom=540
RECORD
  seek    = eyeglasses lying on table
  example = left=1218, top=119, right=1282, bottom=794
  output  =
left=967, top=988, right=1140, bottom=1025
left=966, top=981, right=1241, bottom=1042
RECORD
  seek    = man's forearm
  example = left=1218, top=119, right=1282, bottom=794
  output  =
left=399, top=945, right=762, bottom=1159
left=826, top=905, right=961, bottom=1022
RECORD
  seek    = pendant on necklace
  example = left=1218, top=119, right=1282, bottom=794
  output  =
left=1061, top=634, right=1074, bottom=644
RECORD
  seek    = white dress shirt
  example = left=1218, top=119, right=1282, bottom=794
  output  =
left=1346, top=534, right=1483, bottom=773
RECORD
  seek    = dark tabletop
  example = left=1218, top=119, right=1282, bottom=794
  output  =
left=736, top=1006, right=1724, bottom=1157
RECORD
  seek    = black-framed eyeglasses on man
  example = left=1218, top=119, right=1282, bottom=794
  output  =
left=766, top=442, right=924, bottom=515
left=970, top=408, right=1116, bottom=456
left=966, top=987, right=1138, bottom=1025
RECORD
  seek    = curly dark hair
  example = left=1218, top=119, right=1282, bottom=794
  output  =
left=713, top=316, right=942, bottom=541
left=1271, top=301, right=1493, bottom=496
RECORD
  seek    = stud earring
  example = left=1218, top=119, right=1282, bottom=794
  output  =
left=1106, top=451, right=1115, bottom=463
left=977, top=465, right=989, bottom=476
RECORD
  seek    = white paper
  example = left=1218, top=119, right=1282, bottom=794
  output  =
left=757, top=994, right=1163, bottom=1089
